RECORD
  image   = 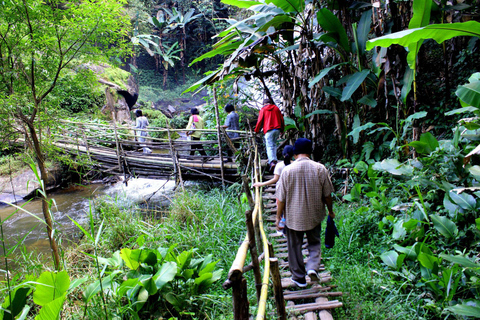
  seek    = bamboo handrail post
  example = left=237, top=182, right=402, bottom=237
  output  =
left=175, top=151, right=185, bottom=191
left=166, top=120, right=179, bottom=186
left=270, top=257, right=287, bottom=320
left=246, top=209, right=262, bottom=302
left=241, top=174, right=255, bottom=209
left=213, top=87, right=225, bottom=188
left=232, top=276, right=250, bottom=320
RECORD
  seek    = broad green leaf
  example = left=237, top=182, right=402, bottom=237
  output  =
left=406, top=0, right=432, bottom=69
left=97, top=251, right=123, bottom=268
left=417, top=252, right=438, bottom=270
left=83, top=270, right=121, bottom=303
left=440, top=254, right=480, bottom=268
left=120, top=248, right=141, bottom=270
left=401, top=68, right=414, bottom=105
left=190, top=41, right=243, bottom=65
left=366, top=21, right=480, bottom=51
left=380, top=250, right=399, bottom=269
left=348, top=122, right=376, bottom=142
left=446, top=304, right=480, bottom=317
left=445, top=106, right=479, bottom=116
left=257, top=15, right=292, bottom=32
left=357, top=10, right=372, bottom=54
left=456, top=80, right=480, bottom=109
left=403, top=219, right=421, bottom=231
left=154, top=261, right=177, bottom=290
left=33, top=271, right=70, bottom=307
left=373, top=159, right=414, bottom=176
left=68, top=277, right=88, bottom=294
left=341, top=70, right=370, bottom=102
left=34, top=295, right=65, bottom=320
left=139, top=275, right=157, bottom=296
left=476, top=218, right=480, bottom=231
left=393, top=244, right=418, bottom=260
left=469, top=165, right=480, bottom=180
left=408, top=132, right=439, bottom=154
left=1, top=287, right=31, bottom=320
left=116, top=278, right=139, bottom=298
left=443, top=196, right=459, bottom=216
left=449, top=190, right=476, bottom=211
left=392, top=220, right=406, bottom=240
left=322, top=86, right=342, bottom=99
left=350, top=115, right=362, bottom=144
left=305, top=109, right=334, bottom=118
left=14, top=305, right=30, bottom=320
left=309, top=63, right=349, bottom=88
left=265, top=0, right=304, bottom=14
left=358, top=93, right=377, bottom=108
left=317, top=9, right=351, bottom=53
left=430, top=214, right=458, bottom=239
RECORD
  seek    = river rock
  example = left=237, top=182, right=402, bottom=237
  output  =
left=0, top=166, right=64, bottom=205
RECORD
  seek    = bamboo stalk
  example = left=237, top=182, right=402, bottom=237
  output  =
left=246, top=210, right=262, bottom=302
left=269, top=257, right=286, bottom=320
left=213, top=87, right=225, bottom=188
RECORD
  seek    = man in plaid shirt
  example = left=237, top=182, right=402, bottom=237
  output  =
left=276, top=138, right=335, bottom=287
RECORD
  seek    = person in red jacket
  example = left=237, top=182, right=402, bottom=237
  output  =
left=254, top=98, right=285, bottom=172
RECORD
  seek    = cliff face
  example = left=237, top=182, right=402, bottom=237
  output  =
left=87, top=63, right=138, bottom=124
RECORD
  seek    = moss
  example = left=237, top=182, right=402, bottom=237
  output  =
left=102, top=67, right=130, bottom=90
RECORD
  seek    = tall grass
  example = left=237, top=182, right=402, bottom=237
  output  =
left=326, top=202, right=418, bottom=319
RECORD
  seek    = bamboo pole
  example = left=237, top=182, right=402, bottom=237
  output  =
left=213, top=87, right=225, bottom=188
left=111, top=111, right=124, bottom=177
left=246, top=209, right=262, bottom=302
left=166, top=120, right=179, bottom=187
left=232, top=277, right=250, bottom=320
left=270, top=257, right=287, bottom=320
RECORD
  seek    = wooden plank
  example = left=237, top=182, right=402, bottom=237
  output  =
left=281, top=276, right=332, bottom=289
left=287, top=300, right=343, bottom=313
left=304, top=312, right=317, bottom=320
left=319, top=310, right=334, bottom=320
left=284, top=292, right=343, bottom=301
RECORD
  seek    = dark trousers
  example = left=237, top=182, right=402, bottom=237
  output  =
left=190, top=136, right=207, bottom=156
left=285, top=223, right=322, bottom=282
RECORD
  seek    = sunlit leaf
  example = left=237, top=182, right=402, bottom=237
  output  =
left=154, top=261, right=177, bottom=290
left=417, top=252, right=438, bottom=270
left=366, top=21, right=480, bottom=51
left=34, top=295, right=65, bottom=320
left=33, top=271, right=70, bottom=307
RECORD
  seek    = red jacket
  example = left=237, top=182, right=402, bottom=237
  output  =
left=254, top=104, right=285, bottom=134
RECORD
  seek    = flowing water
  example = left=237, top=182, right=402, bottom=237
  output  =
left=0, top=178, right=178, bottom=257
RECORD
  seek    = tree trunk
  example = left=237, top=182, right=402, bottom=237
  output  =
left=26, top=119, right=61, bottom=270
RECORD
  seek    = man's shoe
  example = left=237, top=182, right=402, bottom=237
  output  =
left=307, top=269, right=319, bottom=282
left=290, top=277, right=307, bottom=288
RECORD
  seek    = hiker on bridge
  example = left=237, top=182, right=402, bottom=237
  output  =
left=134, top=109, right=152, bottom=154
left=276, top=138, right=335, bottom=288
left=186, top=108, right=209, bottom=160
left=254, top=98, right=284, bottom=173
left=220, top=103, right=240, bottom=163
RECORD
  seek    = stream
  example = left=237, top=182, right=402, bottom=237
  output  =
left=0, top=178, right=178, bottom=257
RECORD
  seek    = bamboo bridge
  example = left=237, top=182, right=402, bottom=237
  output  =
left=53, top=120, right=260, bottom=186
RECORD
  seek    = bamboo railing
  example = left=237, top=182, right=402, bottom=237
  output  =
left=223, top=142, right=287, bottom=320
left=52, top=120, right=256, bottom=185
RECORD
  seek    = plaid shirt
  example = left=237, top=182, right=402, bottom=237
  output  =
left=276, top=157, right=334, bottom=231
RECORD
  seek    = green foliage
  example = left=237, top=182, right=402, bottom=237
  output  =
left=49, top=69, right=104, bottom=114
